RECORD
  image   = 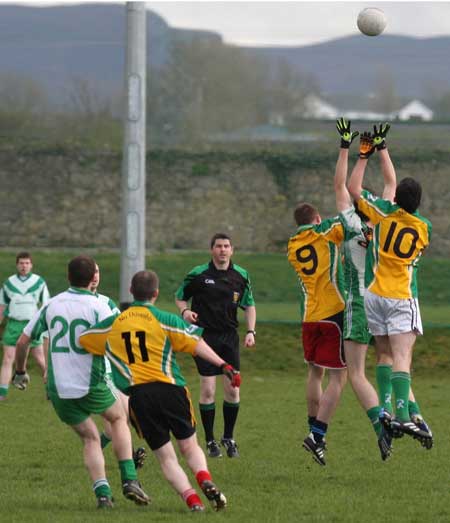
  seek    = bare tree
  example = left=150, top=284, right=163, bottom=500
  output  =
left=67, top=76, right=113, bottom=117
left=0, top=72, right=48, bottom=114
left=370, top=66, right=399, bottom=114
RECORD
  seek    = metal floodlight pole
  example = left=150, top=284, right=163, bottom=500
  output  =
left=120, top=1, right=147, bottom=309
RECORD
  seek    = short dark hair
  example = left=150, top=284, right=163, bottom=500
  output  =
left=210, top=233, right=232, bottom=249
left=131, top=270, right=159, bottom=301
left=294, top=203, right=318, bottom=226
left=16, top=251, right=32, bottom=263
left=68, top=255, right=96, bottom=287
left=395, top=177, right=422, bottom=214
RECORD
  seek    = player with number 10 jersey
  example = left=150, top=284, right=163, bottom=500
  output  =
left=357, top=189, right=432, bottom=300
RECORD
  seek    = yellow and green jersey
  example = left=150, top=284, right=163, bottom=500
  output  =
left=79, top=302, right=203, bottom=391
left=287, top=217, right=345, bottom=322
left=357, top=190, right=432, bottom=299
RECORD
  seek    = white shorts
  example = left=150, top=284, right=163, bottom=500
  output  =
left=364, top=290, right=423, bottom=336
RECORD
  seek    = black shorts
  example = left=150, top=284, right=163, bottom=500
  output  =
left=194, top=329, right=240, bottom=376
left=129, top=382, right=196, bottom=451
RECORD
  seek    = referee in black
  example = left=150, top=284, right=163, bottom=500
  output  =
left=175, top=233, right=256, bottom=458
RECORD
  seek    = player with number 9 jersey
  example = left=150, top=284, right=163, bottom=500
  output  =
left=357, top=189, right=432, bottom=299
left=287, top=217, right=346, bottom=323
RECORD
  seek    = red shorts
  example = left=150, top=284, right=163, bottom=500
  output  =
left=302, top=312, right=346, bottom=369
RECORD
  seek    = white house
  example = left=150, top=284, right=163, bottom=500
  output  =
left=299, top=95, right=434, bottom=122
left=392, top=100, right=434, bottom=121
left=302, top=94, right=339, bottom=120
left=342, top=110, right=388, bottom=121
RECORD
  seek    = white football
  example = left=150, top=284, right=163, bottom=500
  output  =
left=357, top=7, right=387, bottom=37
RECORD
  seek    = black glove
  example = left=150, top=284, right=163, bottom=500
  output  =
left=336, top=117, right=359, bottom=149
left=373, top=123, right=391, bottom=150
left=359, top=132, right=375, bottom=159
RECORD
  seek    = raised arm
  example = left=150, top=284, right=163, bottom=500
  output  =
left=379, top=149, right=396, bottom=201
left=372, top=123, right=396, bottom=202
left=335, top=117, right=358, bottom=211
left=347, top=132, right=375, bottom=201
left=335, top=148, right=350, bottom=211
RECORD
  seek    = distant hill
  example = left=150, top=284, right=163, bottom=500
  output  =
left=0, top=4, right=221, bottom=103
left=245, top=34, right=450, bottom=99
left=0, top=4, right=449, bottom=104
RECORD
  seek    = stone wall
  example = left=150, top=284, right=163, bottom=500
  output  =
left=0, top=147, right=448, bottom=254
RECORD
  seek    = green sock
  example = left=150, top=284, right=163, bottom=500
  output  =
left=367, top=406, right=382, bottom=436
left=0, top=385, right=9, bottom=397
left=93, top=479, right=112, bottom=499
left=119, top=459, right=137, bottom=482
left=408, top=400, right=421, bottom=418
left=376, top=365, right=392, bottom=412
left=391, top=372, right=411, bottom=421
left=100, top=432, right=112, bottom=449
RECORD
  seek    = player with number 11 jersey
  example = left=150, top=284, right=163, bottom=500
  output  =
left=79, top=303, right=202, bottom=392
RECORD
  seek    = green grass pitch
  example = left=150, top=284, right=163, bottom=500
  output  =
left=1, top=251, right=450, bottom=521
left=1, top=344, right=450, bottom=522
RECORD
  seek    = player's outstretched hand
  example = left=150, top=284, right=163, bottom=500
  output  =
left=221, top=364, right=241, bottom=388
left=373, top=123, right=391, bottom=150
left=336, top=117, right=359, bottom=149
left=12, top=371, right=30, bottom=391
left=359, top=131, right=375, bottom=159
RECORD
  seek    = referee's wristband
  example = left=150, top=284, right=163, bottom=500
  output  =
left=246, top=330, right=256, bottom=337
left=181, top=308, right=190, bottom=318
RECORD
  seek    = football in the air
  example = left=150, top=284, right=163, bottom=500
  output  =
left=357, top=7, right=387, bottom=37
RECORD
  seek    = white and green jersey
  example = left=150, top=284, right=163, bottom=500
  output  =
left=24, top=287, right=113, bottom=399
left=0, top=273, right=50, bottom=321
left=95, top=292, right=120, bottom=374
left=340, top=207, right=371, bottom=299
left=96, top=293, right=120, bottom=315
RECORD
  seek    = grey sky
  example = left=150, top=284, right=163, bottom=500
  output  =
left=147, top=1, right=450, bottom=46
left=18, top=1, right=450, bottom=46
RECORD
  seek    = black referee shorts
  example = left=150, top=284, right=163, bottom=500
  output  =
left=194, top=329, right=240, bottom=376
left=129, top=382, right=196, bottom=451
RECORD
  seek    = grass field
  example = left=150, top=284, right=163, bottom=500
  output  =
left=1, top=250, right=449, bottom=325
left=1, top=250, right=450, bottom=521
left=1, top=347, right=450, bottom=523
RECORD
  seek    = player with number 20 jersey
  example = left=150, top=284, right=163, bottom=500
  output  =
left=24, top=288, right=114, bottom=400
